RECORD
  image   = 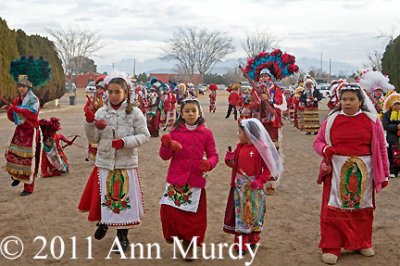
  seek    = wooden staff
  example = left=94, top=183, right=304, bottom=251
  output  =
left=0, top=94, right=11, bottom=105
left=62, top=135, right=80, bottom=149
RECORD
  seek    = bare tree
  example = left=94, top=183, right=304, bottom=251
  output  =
left=162, top=27, right=234, bottom=80
left=47, top=28, right=103, bottom=76
left=366, top=50, right=383, bottom=71
left=242, top=30, right=279, bottom=58
left=365, top=26, right=399, bottom=71
left=223, top=67, right=244, bottom=84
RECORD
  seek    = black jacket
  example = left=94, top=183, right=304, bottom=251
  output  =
left=300, top=89, right=323, bottom=107
left=382, top=110, right=400, bottom=145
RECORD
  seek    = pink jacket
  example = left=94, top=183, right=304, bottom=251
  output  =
left=159, top=124, right=218, bottom=188
left=314, top=112, right=389, bottom=192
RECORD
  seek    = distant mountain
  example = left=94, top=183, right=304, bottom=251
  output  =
left=97, top=57, right=358, bottom=76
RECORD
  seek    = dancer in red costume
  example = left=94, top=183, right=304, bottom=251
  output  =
left=39, top=117, right=76, bottom=177
left=313, top=83, right=389, bottom=264
left=83, top=75, right=107, bottom=161
left=4, top=57, right=50, bottom=196
left=208, top=83, right=218, bottom=113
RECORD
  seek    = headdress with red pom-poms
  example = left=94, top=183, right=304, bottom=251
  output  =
left=244, top=49, right=299, bottom=81
left=39, top=117, right=61, bottom=139
left=209, top=83, right=218, bottom=91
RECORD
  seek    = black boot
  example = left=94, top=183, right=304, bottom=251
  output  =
left=11, top=180, right=20, bottom=187
left=94, top=223, right=108, bottom=240
left=114, top=229, right=129, bottom=253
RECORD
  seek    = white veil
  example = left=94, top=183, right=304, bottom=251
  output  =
left=240, top=118, right=283, bottom=180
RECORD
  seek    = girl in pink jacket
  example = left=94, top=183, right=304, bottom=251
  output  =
left=159, top=98, right=218, bottom=256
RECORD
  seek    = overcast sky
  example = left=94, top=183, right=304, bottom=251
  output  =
left=1, top=0, right=399, bottom=69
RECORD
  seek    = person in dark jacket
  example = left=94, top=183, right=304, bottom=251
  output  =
left=381, top=92, right=400, bottom=178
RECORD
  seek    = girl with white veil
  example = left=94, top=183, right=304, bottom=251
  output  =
left=223, top=118, right=283, bottom=253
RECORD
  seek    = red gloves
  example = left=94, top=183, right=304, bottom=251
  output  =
left=321, top=160, right=332, bottom=175
left=170, top=140, right=182, bottom=152
left=161, top=134, right=172, bottom=147
left=250, top=179, right=264, bottom=190
left=225, top=150, right=235, bottom=166
left=323, top=146, right=336, bottom=160
left=85, top=109, right=95, bottom=123
left=112, top=139, right=125, bottom=150
left=161, top=134, right=182, bottom=151
left=199, top=160, right=212, bottom=172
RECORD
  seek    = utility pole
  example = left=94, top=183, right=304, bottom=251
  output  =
left=133, top=58, right=136, bottom=79
left=329, top=58, right=332, bottom=82
left=320, top=52, right=323, bottom=73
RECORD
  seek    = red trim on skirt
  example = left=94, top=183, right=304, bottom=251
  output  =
left=78, top=167, right=101, bottom=222
left=160, top=188, right=207, bottom=244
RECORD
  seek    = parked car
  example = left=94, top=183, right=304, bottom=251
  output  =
left=65, top=82, right=77, bottom=93
left=317, top=83, right=330, bottom=98
left=85, top=81, right=96, bottom=93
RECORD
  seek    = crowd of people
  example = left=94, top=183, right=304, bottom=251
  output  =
left=2, top=53, right=397, bottom=264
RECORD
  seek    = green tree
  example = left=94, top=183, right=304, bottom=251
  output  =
left=204, top=73, right=227, bottom=85
left=0, top=17, right=65, bottom=106
left=70, top=56, right=97, bottom=74
left=382, top=35, right=400, bottom=89
left=136, top=72, right=148, bottom=83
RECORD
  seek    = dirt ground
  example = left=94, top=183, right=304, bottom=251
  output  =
left=0, top=90, right=399, bottom=266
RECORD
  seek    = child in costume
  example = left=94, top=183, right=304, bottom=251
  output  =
left=4, top=57, right=51, bottom=196
left=78, top=71, right=150, bottom=252
left=208, top=83, right=218, bottom=113
left=159, top=98, right=218, bottom=255
left=223, top=118, right=283, bottom=253
left=225, top=83, right=241, bottom=120
left=39, top=117, right=76, bottom=177
left=83, top=75, right=107, bottom=161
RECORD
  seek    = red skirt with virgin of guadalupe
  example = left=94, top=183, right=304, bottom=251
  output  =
left=160, top=189, right=207, bottom=244
left=320, top=176, right=374, bottom=250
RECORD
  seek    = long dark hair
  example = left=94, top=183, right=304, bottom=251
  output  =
left=173, top=99, right=205, bottom=129
left=330, top=87, right=369, bottom=115
left=108, top=78, right=133, bottom=114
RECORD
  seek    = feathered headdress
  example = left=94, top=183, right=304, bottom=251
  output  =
left=9, top=56, right=51, bottom=88
left=303, top=74, right=317, bottom=88
left=209, top=83, right=218, bottom=91
left=383, top=92, right=400, bottom=113
left=358, top=69, right=394, bottom=94
left=95, top=75, right=107, bottom=88
left=244, top=49, right=299, bottom=81
left=39, top=117, right=61, bottom=138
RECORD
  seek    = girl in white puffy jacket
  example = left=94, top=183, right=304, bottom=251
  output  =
left=78, top=72, right=150, bottom=253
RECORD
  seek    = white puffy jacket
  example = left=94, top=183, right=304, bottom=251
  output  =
left=84, top=100, right=150, bottom=170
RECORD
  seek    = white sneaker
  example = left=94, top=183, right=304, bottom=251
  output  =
left=360, top=248, right=375, bottom=257
left=322, top=253, right=338, bottom=264
left=389, top=174, right=396, bottom=178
